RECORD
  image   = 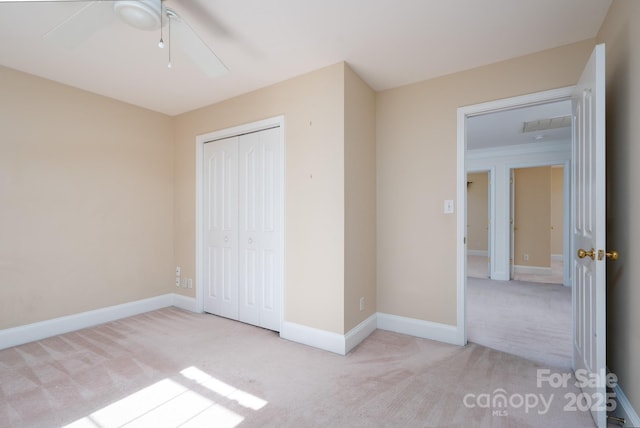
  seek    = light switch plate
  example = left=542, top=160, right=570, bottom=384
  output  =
left=444, top=199, right=454, bottom=214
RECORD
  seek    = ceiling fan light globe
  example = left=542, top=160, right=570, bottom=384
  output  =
left=114, top=0, right=162, bottom=31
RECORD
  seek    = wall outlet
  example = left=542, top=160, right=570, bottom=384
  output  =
left=359, top=297, right=365, bottom=311
left=176, top=266, right=181, bottom=276
left=523, top=254, right=529, bottom=261
left=175, top=277, right=180, bottom=287
left=187, top=278, right=193, bottom=289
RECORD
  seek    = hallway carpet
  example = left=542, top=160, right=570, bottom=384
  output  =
left=467, top=276, right=572, bottom=369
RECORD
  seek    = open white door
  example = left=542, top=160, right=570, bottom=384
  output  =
left=572, top=43, right=609, bottom=428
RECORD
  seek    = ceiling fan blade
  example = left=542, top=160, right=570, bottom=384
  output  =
left=43, top=1, right=114, bottom=49
left=0, top=0, right=91, bottom=2
left=168, top=9, right=228, bottom=78
left=165, top=0, right=231, bottom=39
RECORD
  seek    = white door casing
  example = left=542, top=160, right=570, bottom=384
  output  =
left=457, top=87, right=575, bottom=346
left=509, top=168, right=515, bottom=280
left=487, top=172, right=491, bottom=276
left=571, top=43, right=607, bottom=428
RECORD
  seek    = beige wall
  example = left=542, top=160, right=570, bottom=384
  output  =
left=466, top=172, right=489, bottom=252
left=514, top=167, right=551, bottom=268
left=597, top=0, right=640, bottom=413
left=550, top=166, right=564, bottom=256
left=344, top=66, right=377, bottom=331
left=174, top=62, right=354, bottom=334
left=1, top=61, right=374, bottom=337
left=376, top=39, right=594, bottom=325
left=0, top=66, right=174, bottom=329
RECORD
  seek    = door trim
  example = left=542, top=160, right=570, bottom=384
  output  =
left=195, top=116, right=285, bottom=323
left=456, top=87, right=574, bottom=345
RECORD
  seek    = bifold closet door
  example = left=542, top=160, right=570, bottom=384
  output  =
left=203, top=136, right=239, bottom=321
left=238, top=127, right=282, bottom=331
left=203, top=127, right=282, bottom=331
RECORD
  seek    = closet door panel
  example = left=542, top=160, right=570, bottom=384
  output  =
left=238, top=128, right=282, bottom=330
left=238, top=132, right=261, bottom=326
left=257, top=128, right=282, bottom=331
left=203, top=137, right=239, bottom=320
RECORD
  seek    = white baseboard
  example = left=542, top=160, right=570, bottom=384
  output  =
left=1, top=294, right=461, bottom=359
left=280, top=321, right=347, bottom=355
left=551, top=253, right=564, bottom=262
left=467, top=250, right=488, bottom=256
left=491, top=271, right=510, bottom=281
left=280, top=313, right=378, bottom=355
left=281, top=313, right=462, bottom=355
left=0, top=294, right=174, bottom=350
left=377, top=312, right=461, bottom=346
left=513, top=265, right=552, bottom=275
left=172, top=294, right=199, bottom=312
left=345, top=314, right=377, bottom=354
left=611, top=381, right=640, bottom=427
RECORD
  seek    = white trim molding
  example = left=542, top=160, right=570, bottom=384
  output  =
left=611, top=380, right=640, bottom=427
left=457, top=86, right=575, bottom=345
left=467, top=249, right=488, bottom=256
left=2, top=298, right=467, bottom=358
left=172, top=294, right=199, bottom=313
left=513, top=265, right=553, bottom=276
left=377, top=312, right=461, bottom=346
left=280, top=314, right=377, bottom=355
left=280, top=321, right=348, bottom=355
left=0, top=294, right=174, bottom=350
left=281, top=313, right=464, bottom=354
left=345, top=314, right=378, bottom=354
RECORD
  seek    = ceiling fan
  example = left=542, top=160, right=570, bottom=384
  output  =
left=7, top=0, right=228, bottom=78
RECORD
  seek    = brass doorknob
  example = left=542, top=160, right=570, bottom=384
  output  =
left=605, top=250, right=619, bottom=261
left=577, top=248, right=596, bottom=260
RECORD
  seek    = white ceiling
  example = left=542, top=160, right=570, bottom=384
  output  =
left=467, top=100, right=572, bottom=151
left=0, top=0, right=611, bottom=116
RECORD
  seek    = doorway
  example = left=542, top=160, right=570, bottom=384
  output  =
left=511, top=165, right=565, bottom=285
left=458, top=88, right=574, bottom=367
left=466, top=170, right=490, bottom=279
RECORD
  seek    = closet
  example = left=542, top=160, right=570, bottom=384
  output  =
left=203, top=126, right=282, bottom=331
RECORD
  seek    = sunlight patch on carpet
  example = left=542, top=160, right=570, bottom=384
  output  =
left=62, top=374, right=248, bottom=428
left=180, top=366, right=268, bottom=411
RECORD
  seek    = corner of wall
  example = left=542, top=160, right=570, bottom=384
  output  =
left=343, top=63, right=377, bottom=333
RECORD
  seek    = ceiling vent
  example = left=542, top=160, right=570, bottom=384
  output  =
left=522, top=115, right=571, bottom=133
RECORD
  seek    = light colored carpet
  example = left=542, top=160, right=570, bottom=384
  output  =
left=467, top=276, right=572, bottom=369
left=467, top=255, right=564, bottom=285
left=0, top=308, right=594, bottom=427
